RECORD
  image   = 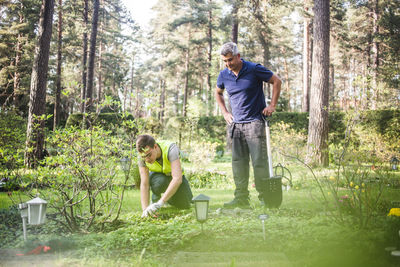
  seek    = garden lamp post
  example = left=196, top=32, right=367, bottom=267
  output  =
left=390, top=156, right=399, bottom=171
left=192, top=194, right=211, bottom=232
left=18, top=196, right=47, bottom=241
left=258, top=214, right=269, bottom=241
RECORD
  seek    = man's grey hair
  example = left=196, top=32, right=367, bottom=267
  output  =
left=220, top=42, right=239, bottom=56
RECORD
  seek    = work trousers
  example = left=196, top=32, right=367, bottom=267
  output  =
left=150, top=172, right=193, bottom=209
left=230, top=119, right=270, bottom=200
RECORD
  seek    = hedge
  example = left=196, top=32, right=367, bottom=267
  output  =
left=64, top=110, right=399, bottom=149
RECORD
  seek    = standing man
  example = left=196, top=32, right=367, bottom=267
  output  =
left=136, top=134, right=193, bottom=217
left=215, top=42, right=281, bottom=208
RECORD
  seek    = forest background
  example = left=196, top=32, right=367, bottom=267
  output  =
left=1, top=2, right=400, bottom=265
left=0, top=0, right=399, bottom=168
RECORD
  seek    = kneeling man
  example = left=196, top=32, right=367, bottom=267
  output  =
left=136, top=134, right=193, bottom=217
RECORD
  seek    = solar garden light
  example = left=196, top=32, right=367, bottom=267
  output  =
left=120, top=157, right=130, bottom=173
left=18, top=196, right=47, bottom=241
left=192, top=194, right=211, bottom=232
left=258, top=214, right=269, bottom=241
left=391, top=156, right=399, bottom=171
left=390, top=230, right=400, bottom=258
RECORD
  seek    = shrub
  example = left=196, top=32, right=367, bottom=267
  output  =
left=0, top=110, right=26, bottom=170
left=185, top=169, right=229, bottom=189
left=7, top=126, right=136, bottom=233
left=65, top=112, right=135, bottom=132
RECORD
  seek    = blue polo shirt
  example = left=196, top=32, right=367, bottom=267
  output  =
left=217, top=59, right=273, bottom=123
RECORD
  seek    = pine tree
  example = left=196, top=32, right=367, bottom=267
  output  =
left=306, top=0, right=330, bottom=166
left=25, top=0, right=55, bottom=167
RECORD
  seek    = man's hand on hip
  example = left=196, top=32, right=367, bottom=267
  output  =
left=223, top=112, right=233, bottom=124
left=141, top=199, right=165, bottom=218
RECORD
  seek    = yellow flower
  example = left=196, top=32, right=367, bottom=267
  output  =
left=355, top=185, right=359, bottom=190
left=329, top=176, right=336, bottom=182
left=388, top=208, right=400, bottom=217
left=350, top=182, right=354, bottom=187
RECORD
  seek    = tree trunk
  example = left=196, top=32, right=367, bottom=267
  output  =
left=182, top=29, right=191, bottom=117
left=370, top=0, right=379, bottom=109
left=25, top=0, right=55, bottom=168
left=96, top=0, right=103, bottom=113
left=80, top=0, right=89, bottom=113
left=231, top=0, right=239, bottom=44
left=283, top=57, right=290, bottom=111
left=129, top=55, right=134, bottom=113
left=207, top=0, right=213, bottom=116
left=85, top=0, right=100, bottom=112
left=96, top=37, right=102, bottom=113
left=159, top=78, right=165, bottom=123
left=306, top=0, right=330, bottom=166
left=54, top=0, right=62, bottom=129
left=302, top=1, right=311, bottom=112
left=13, top=2, right=24, bottom=107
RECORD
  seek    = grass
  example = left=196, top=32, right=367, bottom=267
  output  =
left=1, top=187, right=398, bottom=266
left=1, top=158, right=400, bottom=266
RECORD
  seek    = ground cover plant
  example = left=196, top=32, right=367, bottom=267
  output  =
left=1, top=112, right=400, bottom=266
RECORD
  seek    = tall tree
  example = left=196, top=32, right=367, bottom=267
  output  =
left=231, top=0, right=239, bottom=43
left=182, top=28, right=191, bottom=117
left=85, top=0, right=100, bottom=112
left=80, top=0, right=89, bottom=112
left=370, top=0, right=379, bottom=109
left=13, top=1, right=24, bottom=107
left=207, top=0, right=214, bottom=116
left=302, top=0, right=312, bottom=112
left=306, top=0, right=330, bottom=166
left=53, top=0, right=63, bottom=129
left=0, top=0, right=41, bottom=111
left=25, top=0, right=55, bottom=167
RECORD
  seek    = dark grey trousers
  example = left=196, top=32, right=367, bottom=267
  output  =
left=150, top=172, right=193, bottom=209
left=230, top=119, right=270, bottom=200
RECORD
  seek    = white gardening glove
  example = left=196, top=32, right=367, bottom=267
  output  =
left=141, top=199, right=165, bottom=218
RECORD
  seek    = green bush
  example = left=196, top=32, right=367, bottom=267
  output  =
left=65, top=113, right=135, bottom=130
left=0, top=110, right=26, bottom=170
left=6, top=126, right=136, bottom=233
left=185, top=169, right=228, bottom=189
left=360, top=109, right=400, bottom=154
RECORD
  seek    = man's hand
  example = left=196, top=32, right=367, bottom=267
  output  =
left=262, top=105, right=276, bottom=117
left=141, top=199, right=165, bottom=218
left=222, top=111, right=233, bottom=124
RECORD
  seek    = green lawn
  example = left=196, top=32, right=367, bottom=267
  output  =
left=1, top=187, right=398, bottom=267
left=1, top=157, right=400, bottom=267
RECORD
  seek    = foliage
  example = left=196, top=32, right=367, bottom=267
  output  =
left=0, top=205, right=22, bottom=247
left=7, top=126, right=135, bottom=232
left=322, top=164, right=391, bottom=228
left=65, top=112, right=134, bottom=130
left=0, top=110, right=26, bottom=170
left=384, top=211, right=400, bottom=247
left=185, top=169, right=228, bottom=189
left=270, top=121, right=307, bottom=163
left=360, top=109, right=400, bottom=157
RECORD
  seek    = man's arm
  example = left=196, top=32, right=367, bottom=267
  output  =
left=139, top=165, right=150, bottom=211
left=159, top=159, right=182, bottom=203
left=263, top=74, right=282, bottom=116
left=215, top=86, right=233, bottom=124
